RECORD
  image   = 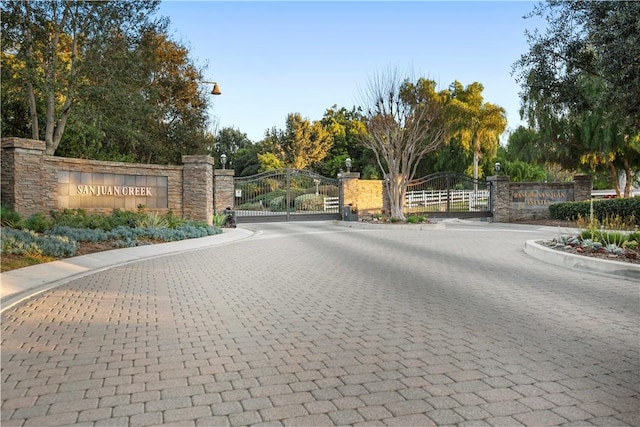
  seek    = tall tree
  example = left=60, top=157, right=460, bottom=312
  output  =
left=51, top=28, right=213, bottom=164
left=1, top=0, right=162, bottom=155
left=359, top=70, right=452, bottom=220
left=261, top=113, right=333, bottom=170
left=449, top=81, right=507, bottom=180
left=319, top=105, right=372, bottom=177
left=513, top=0, right=640, bottom=196
left=211, top=127, right=254, bottom=170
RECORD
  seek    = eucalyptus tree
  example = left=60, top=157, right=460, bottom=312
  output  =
left=359, top=70, right=452, bottom=220
left=1, top=0, right=162, bottom=155
left=54, top=28, right=213, bottom=164
left=513, top=0, right=640, bottom=196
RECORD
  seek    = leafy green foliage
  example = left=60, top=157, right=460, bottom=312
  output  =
left=406, top=215, right=427, bottom=224
left=448, top=81, right=507, bottom=180
left=513, top=1, right=640, bottom=196
left=262, top=113, right=333, bottom=171
left=2, top=228, right=79, bottom=257
left=50, top=209, right=138, bottom=230
left=1, top=207, right=222, bottom=263
left=294, top=194, right=325, bottom=211
left=211, top=127, right=255, bottom=173
left=213, top=213, right=228, bottom=228
left=23, top=213, right=52, bottom=233
left=1, top=204, right=22, bottom=228
left=550, top=198, right=640, bottom=225
left=1, top=0, right=163, bottom=155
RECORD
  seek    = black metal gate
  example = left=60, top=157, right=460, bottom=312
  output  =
left=404, top=172, right=492, bottom=218
left=233, top=169, right=341, bottom=222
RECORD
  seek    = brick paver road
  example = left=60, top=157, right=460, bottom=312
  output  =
left=1, top=221, right=638, bottom=426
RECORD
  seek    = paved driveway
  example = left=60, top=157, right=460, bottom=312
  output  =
left=1, top=221, right=638, bottom=426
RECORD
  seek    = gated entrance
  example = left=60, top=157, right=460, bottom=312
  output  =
left=404, top=172, right=492, bottom=218
left=233, top=169, right=342, bottom=222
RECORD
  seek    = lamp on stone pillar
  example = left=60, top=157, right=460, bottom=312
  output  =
left=345, top=157, right=352, bottom=173
left=220, top=153, right=227, bottom=169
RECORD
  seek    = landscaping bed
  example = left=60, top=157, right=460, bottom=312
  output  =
left=515, top=219, right=640, bottom=265
left=1, top=207, right=225, bottom=272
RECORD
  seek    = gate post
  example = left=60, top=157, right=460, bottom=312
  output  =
left=339, top=171, right=360, bottom=220
left=487, top=174, right=510, bottom=222
left=182, top=155, right=215, bottom=224
left=1, top=138, right=45, bottom=218
left=573, top=174, right=592, bottom=202
left=214, top=168, right=235, bottom=214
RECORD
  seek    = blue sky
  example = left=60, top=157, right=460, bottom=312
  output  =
left=158, top=1, right=543, bottom=143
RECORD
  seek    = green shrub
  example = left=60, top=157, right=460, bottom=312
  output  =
left=213, top=213, right=227, bottom=227
left=406, top=215, right=426, bottom=224
left=236, top=201, right=266, bottom=211
left=165, top=210, right=186, bottom=229
left=269, top=196, right=286, bottom=211
left=294, top=194, right=325, bottom=211
left=304, top=185, right=339, bottom=197
left=136, top=212, right=169, bottom=228
left=46, top=226, right=109, bottom=243
left=1, top=205, right=22, bottom=228
left=50, top=208, right=139, bottom=230
left=550, top=197, right=639, bottom=225
left=23, top=212, right=52, bottom=233
left=1, top=209, right=222, bottom=264
left=1, top=227, right=78, bottom=257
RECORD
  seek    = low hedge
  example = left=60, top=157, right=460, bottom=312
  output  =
left=549, top=197, right=640, bottom=225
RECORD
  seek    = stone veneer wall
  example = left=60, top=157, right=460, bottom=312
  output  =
left=181, top=155, right=215, bottom=223
left=356, top=180, right=385, bottom=216
left=2, top=137, right=593, bottom=225
left=214, top=169, right=235, bottom=213
left=43, top=156, right=183, bottom=215
left=488, top=174, right=592, bottom=222
left=1, top=138, right=45, bottom=218
left=1, top=137, right=230, bottom=225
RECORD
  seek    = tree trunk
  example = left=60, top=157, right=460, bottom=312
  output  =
left=607, top=162, right=621, bottom=197
left=387, top=173, right=406, bottom=220
left=27, top=81, right=39, bottom=140
left=622, top=158, right=634, bottom=198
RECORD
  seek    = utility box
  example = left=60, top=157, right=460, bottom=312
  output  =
left=343, top=205, right=358, bottom=221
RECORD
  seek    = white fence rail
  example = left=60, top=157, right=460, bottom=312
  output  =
left=406, top=189, right=490, bottom=211
left=323, top=196, right=340, bottom=211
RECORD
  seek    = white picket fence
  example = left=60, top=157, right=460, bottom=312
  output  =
left=323, top=196, right=340, bottom=211
left=322, top=190, right=490, bottom=213
left=406, top=189, right=490, bottom=211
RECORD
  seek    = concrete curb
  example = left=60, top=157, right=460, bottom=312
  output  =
left=0, top=227, right=254, bottom=312
left=524, top=240, right=640, bottom=280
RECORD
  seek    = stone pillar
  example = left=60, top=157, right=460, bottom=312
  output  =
left=181, top=155, right=214, bottom=224
left=1, top=138, right=46, bottom=218
left=214, top=169, right=234, bottom=214
left=487, top=175, right=510, bottom=223
left=573, top=175, right=592, bottom=202
left=340, top=172, right=360, bottom=219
